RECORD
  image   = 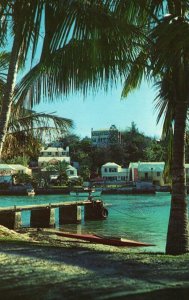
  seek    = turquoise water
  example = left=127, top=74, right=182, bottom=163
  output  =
left=0, top=193, right=188, bottom=253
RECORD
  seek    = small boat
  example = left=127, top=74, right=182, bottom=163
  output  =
left=70, top=188, right=101, bottom=197
left=27, top=189, right=35, bottom=196
left=47, top=230, right=155, bottom=247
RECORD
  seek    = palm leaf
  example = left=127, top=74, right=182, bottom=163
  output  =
left=7, top=109, right=73, bottom=135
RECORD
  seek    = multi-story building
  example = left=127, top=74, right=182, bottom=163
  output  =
left=91, top=125, right=122, bottom=147
left=38, top=146, right=70, bottom=168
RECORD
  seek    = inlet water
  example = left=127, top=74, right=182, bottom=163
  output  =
left=0, top=193, right=188, bottom=253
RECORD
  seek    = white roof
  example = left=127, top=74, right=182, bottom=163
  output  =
left=129, top=162, right=139, bottom=169
left=0, top=164, right=14, bottom=170
left=138, top=162, right=165, bottom=172
left=40, top=147, right=68, bottom=152
left=9, top=164, right=29, bottom=170
left=0, top=164, right=29, bottom=171
left=102, top=162, right=120, bottom=167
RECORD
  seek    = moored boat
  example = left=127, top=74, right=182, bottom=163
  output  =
left=70, top=188, right=101, bottom=197
left=27, top=189, right=35, bottom=196
left=47, top=230, right=155, bottom=247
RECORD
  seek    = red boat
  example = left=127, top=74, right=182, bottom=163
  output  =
left=50, top=230, right=155, bottom=247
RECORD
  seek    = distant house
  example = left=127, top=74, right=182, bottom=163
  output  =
left=0, top=164, right=31, bottom=176
left=49, top=165, right=78, bottom=183
left=0, top=164, right=32, bottom=187
left=101, top=162, right=129, bottom=182
left=91, top=125, right=122, bottom=148
left=137, top=162, right=165, bottom=186
left=66, top=165, right=78, bottom=178
left=38, top=146, right=70, bottom=167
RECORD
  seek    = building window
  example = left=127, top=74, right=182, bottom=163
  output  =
left=157, top=172, right=160, bottom=176
left=104, top=168, right=107, bottom=172
left=109, top=168, right=116, bottom=172
left=145, top=172, right=148, bottom=179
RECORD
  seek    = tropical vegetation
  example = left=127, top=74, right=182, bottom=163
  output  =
left=0, top=0, right=189, bottom=254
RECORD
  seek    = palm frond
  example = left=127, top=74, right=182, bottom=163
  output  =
left=121, top=50, right=150, bottom=98
left=13, top=0, right=150, bottom=108
left=0, top=1, right=10, bottom=47
left=7, top=110, right=73, bottom=135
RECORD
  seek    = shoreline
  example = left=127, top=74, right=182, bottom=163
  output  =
left=0, top=188, right=164, bottom=196
left=0, top=226, right=189, bottom=299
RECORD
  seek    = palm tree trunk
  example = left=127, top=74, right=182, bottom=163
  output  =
left=0, top=35, right=20, bottom=160
left=166, top=101, right=189, bottom=254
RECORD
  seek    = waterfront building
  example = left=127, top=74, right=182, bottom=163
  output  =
left=129, top=162, right=165, bottom=186
left=38, top=146, right=70, bottom=167
left=0, top=164, right=32, bottom=176
left=101, top=162, right=129, bottom=182
left=0, top=164, right=32, bottom=187
left=91, top=125, right=122, bottom=147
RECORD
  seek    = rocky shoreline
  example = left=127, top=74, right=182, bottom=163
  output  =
left=0, top=225, right=189, bottom=299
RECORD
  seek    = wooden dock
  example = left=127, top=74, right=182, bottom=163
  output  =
left=0, top=200, right=108, bottom=230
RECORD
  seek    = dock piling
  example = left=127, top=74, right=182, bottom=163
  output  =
left=30, top=207, right=55, bottom=228
left=59, top=205, right=81, bottom=224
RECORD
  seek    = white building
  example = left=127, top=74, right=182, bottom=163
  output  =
left=91, top=125, right=122, bottom=147
left=0, top=164, right=32, bottom=186
left=66, top=165, right=78, bottom=178
left=101, top=162, right=129, bottom=182
left=38, top=146, right=70, bottom=167
left=129, top=162, right=165, bottom=186
left=49, top=165, right=78, bottom=183
left=0, top=164, right=32, bottom=176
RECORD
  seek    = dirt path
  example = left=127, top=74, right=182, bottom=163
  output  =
left=0, top=227, right=189, bottom=299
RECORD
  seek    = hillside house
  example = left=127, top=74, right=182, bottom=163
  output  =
left=38, top=146, right=70, bottom=168
left=91, top=125, right=122, bottom=148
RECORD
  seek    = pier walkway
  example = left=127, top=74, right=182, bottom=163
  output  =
left=0, top=200, right=108, bottom=230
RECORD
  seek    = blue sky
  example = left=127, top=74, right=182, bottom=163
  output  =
left=3, top=14, right=162, bottom=140
left=35, top=80, right=163, bottom=139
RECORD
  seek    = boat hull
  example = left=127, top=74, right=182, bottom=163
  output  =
left=48, top=230, right=155, bottom=247
left=70, top=191, right=101, bottom=197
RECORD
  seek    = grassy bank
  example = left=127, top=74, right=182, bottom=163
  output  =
left=0, top=226, right=189, bottom=299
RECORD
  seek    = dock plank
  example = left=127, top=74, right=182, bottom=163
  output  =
left=0, top=200, right=101, bottom=213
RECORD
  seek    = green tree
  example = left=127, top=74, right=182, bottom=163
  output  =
left=1, top=0, right=188, bottom=254
left=5, top=155, right=30, bottom=167
left=0, top=0, right=131, bottom=160
left=144, top=139, right=166, bottom=162
left=121, top=123, right=151, bottom=164
left=1, top=108, right=73, bottom=161
left=121, top=1, right=189, bottom=254
left=46, top=161, right=69, bottom=186
left=79, top=165, right=91, bottom=181
left=13, top=173, right=32, bottom=185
